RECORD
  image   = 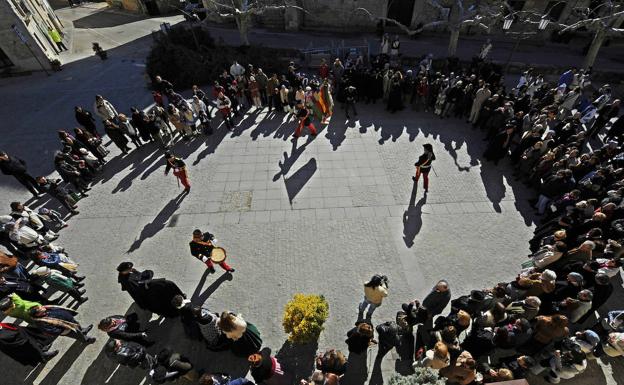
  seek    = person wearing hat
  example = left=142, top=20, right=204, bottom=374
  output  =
left=189, top=229, right=234, bottom=274
left=412, top=143, right=436, bottom=192
left=294, top=99, right=318, bottom=138
left=164, top=152, right=190, bottom=193
left=30, top=267, right=87, bottom=304
left=117, top=262, right=185, bottom=318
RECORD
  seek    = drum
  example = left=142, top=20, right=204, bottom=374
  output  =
left=210, top=247, right=227, bottom=263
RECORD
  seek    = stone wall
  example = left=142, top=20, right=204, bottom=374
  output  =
left=0, top=0, right=61, bottom=72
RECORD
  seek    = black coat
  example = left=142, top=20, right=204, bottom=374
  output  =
left=345, top=326, right=371, bottom=354
left=118, top=269, right=184, bottom=317
left=422, top=287, right=451, bottom=317
left=75, top=110, right=97, bottom=133
left=0, top=324, right=51, bottom=366
left=0, top=156, right=27, bottom=176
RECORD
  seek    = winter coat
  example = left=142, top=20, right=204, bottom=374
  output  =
left=364, top=283, right=388, bottom=306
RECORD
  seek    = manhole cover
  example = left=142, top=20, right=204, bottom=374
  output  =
left=220, top=191, right=253, bottom=212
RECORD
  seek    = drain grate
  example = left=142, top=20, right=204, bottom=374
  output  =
left=220, top=191, right=253, bottom=212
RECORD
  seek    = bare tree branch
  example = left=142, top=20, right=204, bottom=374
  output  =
left=559, top=9, right=624, bottom=33
left=251, top=4, right=310, bottom=16
left=354, top=7, right=425, bottom=36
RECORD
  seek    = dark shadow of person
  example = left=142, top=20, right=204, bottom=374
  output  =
left=403, top=180, right=427, bottom=248
left=341, top=350, right=369, bottom=385
left=276, top=340, right=318, bottom=383
left=111, top=145, right=163, bottom=193
left=272, top=138, right=311, bottom=182
left=378, top=124, right=404, bottom=145
left=479, top=160, right=506, bottom=213
left=127, top=191, right=188, bottom=253
left=37, top=340, right=91, bottom=385
left=273, top=115, right=297, bottom=141
left=285, top=158, right=317, bottom=203
left=325, top=120, right=348, bottom=151
left=193, top=125, right=229, bottom=166
left=193, top=271, right=234, bottom=304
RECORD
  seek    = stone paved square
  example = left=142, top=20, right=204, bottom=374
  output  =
left=0, top=3, right=623, bottom=385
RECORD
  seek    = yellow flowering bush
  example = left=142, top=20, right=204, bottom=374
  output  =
left=282, top=294, right=329, bottom=344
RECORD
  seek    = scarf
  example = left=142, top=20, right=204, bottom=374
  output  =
left=101, top=317, right=126, bottom=333
left=0, top=323, right=17, bottom=331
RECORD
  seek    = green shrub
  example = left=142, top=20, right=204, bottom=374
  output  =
left=387, top=367, right=445, bottom=385
left=282, top=294, right=329, bottom=344
left=146, top=26, right=299, bottom=89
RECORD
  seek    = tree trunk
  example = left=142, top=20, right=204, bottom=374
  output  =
left=584, top=26, right=606, bottom=69
left=235, top=15, right=250, bottom=46
left=448, top=28, right=460, bottom=56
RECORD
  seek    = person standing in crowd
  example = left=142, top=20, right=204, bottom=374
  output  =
left=216, top=92, right=235, bottom=130
left=93, top=95, right=118, bottom=123
left=344, top=85, right=358, bottom=120
left=118, top=114, right=143, bottom=148
left=98, top=314, right=153, bottom=345
left=358, top=274, right=388, bottom=321
left=0, top=322, right=58, bottom=365
left=47, top=27, right=68, bottom=53
left=116, top=262, right=185, bottom=318
left=0, top=151, right=42, bottom=197
left=105, top=338, right=156, bottom=368
left=294, top=100, right=318, bottom=138
left=164, top=152, right=190, bottom=193
left=30, top=267, right=88, bottom=304
left=36, top=177, right=80, bottom=215
left=75, top=106, right=100, bottom=137
left=189, top=229, right=235, bottom=274
left=103, top=119, right=131, bottom=154
left=28, top=305, right=96, bottom=344
left=413, top=143, right=436, bottom=192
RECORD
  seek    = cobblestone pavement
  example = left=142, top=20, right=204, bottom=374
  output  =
left=0, top=5, right=622, bottom=385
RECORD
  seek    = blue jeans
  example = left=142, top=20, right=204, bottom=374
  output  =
left=358, top=298, right=378, bottom=319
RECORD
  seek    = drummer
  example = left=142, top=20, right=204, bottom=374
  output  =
left=189, top=229, right=235, bottom=274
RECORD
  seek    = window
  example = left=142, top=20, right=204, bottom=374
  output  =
left=0, top=47, right=14, bottom=69
left=33, top=33, right=48, bottom=53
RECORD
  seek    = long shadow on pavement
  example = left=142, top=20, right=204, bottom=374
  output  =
left=126, top=191, right=188, bottom=253
left=403, top=180, right=427, bottom=248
